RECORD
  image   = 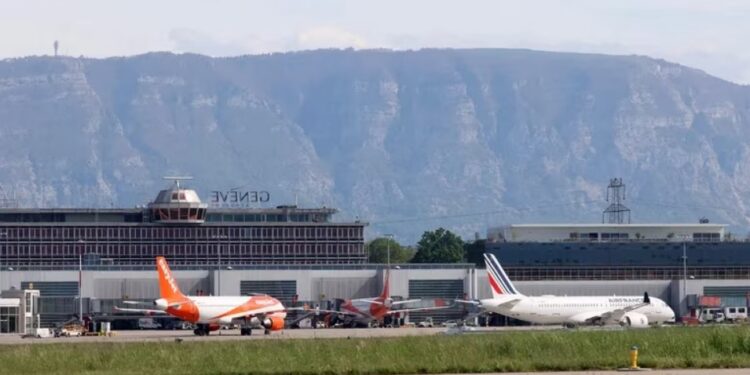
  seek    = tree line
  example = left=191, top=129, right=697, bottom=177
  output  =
left=366, top=228, right=485, bottom=266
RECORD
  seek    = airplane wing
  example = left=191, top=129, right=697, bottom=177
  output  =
left=114, top=306, right=167, bottom=315
left=594, top=304, right=649, bottom=324
left=493, top=298, right=523, bottom=309
left=302, top=307, right=360, bottom=316
left=220, top=306, right=318, bottom=322
left=354, top=298, right=383, bottom=305
left=388, top=304, right=455, bottom=314
left=456, top=297, right=523, bottom=310
left=353, top=298, right=423, bottom=306
left=390, top=299, right=422, bottom=305
left=284, top=306, right=310, bottom=311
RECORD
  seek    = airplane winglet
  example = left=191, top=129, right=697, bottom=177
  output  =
left=643, top=292, right=650, bottom=304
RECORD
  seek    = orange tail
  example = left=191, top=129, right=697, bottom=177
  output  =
left=156, top=257, right=187, bottom=301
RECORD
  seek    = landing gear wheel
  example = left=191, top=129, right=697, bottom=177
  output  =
left=194, top=324, right=210, bottom=336
left=264, top=329, right=270, bottom=335
left=240, top=327, right=252, bottom=336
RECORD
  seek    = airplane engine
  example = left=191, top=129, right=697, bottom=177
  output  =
left=261, top=316, right=285, bottom=331
left=620, top=312, right=649, bottom=328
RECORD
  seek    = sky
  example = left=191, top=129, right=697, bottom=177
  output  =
left=1, top=0, right=749, bottom=84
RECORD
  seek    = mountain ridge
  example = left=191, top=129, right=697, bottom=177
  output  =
left=0, top=48, right=749, bottom=242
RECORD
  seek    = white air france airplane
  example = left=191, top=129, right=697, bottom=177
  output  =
left=475, top=253, right=675, bottom=327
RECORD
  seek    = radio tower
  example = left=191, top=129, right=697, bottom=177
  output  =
left=53, top=40, right=59, bottom=57
left=602, top=178, right=631, bottom=224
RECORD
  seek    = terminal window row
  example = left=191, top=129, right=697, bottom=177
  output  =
left=0, top=252, right=366, bottom=265
left=0, top=226, right=364, bottom=241
left=0, top=242, right=363, bottom=258
left=569, top=233, right=631, bottom=241
left=204, top=213, right=325, bottom=223
left=568, top=232, right=721, bottom=242
left=506, top=266, right=750, bottom=280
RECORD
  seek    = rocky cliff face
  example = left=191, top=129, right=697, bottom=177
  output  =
left=0, top=49, right=749, bottom=242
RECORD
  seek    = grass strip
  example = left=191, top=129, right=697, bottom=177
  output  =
left=2, top=326, right=750, bottom=374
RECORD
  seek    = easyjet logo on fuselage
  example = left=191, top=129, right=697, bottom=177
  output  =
left=254, top=298, right=275, bottom=306
left=158, top=258, right=180, bottom=295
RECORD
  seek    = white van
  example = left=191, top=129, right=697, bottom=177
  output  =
left=724, top=306, right=748, bottom=322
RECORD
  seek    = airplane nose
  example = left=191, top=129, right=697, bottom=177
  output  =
left=666, top=310, right=676, bottom=323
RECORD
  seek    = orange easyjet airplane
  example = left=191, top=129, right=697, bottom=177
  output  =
left=117, top=257, right=289, bottom=336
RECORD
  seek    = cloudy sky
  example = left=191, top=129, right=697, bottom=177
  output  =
left=2, top=0, right=749, bottom=83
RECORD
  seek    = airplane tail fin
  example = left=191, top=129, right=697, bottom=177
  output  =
left=484, top=253, right=522, bottom=298
left=156, top=257, right=187, bottom=301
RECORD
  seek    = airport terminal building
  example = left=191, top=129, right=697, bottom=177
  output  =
left=485, top=223, right=742, bottom=280
left=0, top=183, right=470, bottom=328
left=0, top=183, right=366, bottom=266
left=2, top=180, right=750, bottom=329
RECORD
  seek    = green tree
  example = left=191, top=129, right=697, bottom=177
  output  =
left=411, top=228, right=465, bottom=263
left=366, top=237, right=414, bottom=263
left=464, top=239, right=486, bottom=267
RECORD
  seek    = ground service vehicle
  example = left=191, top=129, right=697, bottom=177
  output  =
left=724, top=306, right=748, bottom=322
left=700, top=308, right=726, bottom=323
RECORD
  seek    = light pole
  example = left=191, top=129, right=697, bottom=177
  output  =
left=0, top=230, right=8, bottom=291
left=77, top=239, right=85, bottom=323
left=678, top=233, right=697, bottom=319
left=218, top=241, right=221, bottom=297
left=384, top=234, right=394, bottom=268
left=682, top=242, right=688, bottom=309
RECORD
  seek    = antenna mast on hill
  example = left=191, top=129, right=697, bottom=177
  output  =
left=53, top=40, right=59, bottom=57
left=602, top=177, right=631, bottom=224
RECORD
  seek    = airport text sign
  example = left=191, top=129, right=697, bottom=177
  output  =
left=210, top=190, right=270, bottom=207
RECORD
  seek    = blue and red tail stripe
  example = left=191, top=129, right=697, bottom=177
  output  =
left=484, top=253, right=520, bottom=295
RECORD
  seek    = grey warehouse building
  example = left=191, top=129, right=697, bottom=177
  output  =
left=0, top=265, right=475, bottom=327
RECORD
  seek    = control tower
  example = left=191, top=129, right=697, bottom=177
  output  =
left=147, top=177, right=208, bottom=224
